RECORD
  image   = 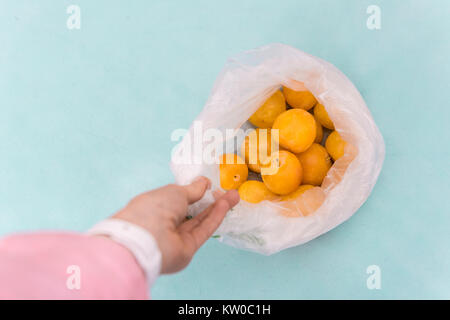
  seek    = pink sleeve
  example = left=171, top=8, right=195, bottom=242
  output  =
left=0, top=232, right=149, bottom=299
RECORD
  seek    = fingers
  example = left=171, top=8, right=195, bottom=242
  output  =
left=212, top=189, right=225, bottom=201
left=218, top=189, right=240, bottom=208
left=181, top=190, right=240, bottom=250
left=182, top=176, right=211, bottom=204
left=180, top=189, right=240, bottom=232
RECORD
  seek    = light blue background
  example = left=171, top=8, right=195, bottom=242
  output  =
left=1, top=0, right=449, bottom=299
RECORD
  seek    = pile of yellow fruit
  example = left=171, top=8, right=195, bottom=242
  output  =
left=219, top=84, right=347, bottom=205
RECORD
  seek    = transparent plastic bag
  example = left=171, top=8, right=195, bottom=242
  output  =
left=170, top=43, right=385, bottom=255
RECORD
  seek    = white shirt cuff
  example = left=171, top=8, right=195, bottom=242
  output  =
left=87, top=218, right=162, bottom=288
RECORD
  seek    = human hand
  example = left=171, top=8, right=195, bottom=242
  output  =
left=113, top=177, right=239, bottom=274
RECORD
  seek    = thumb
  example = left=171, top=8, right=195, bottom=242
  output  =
left=182, top=176, right=211, bottom=204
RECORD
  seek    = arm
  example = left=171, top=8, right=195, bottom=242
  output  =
left=0, top=232, right=148, bottom=299
left=0, top=177, right=239, bottom=300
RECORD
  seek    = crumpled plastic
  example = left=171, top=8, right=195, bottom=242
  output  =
left=170, top=43, right=385, bottom=255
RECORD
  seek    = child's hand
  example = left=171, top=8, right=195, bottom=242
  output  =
left=113, top=177, right=239, bottom=274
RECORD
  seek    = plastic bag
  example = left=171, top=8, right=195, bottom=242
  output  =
left=170, top=43, right=385, bottom=255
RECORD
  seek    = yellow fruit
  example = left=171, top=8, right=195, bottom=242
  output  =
left=314, top=119, right=323, bottom=143
left=314, top=103, right=334, bottom=130
left=272, top=109, right=316, bottom=153
left=296, top=143, right=332, bottom=186
left=282, top=86, right=317, bottom=110
left=325, top=131, right=347, bottom=161
left=219, top=154, right=248, bottom=190
left=261, top=150, right=302, bottom=195
left=240, top=128, right=274, bottom=173
left=281, top=185, right=315, bottom=201
left=249, top=90, right=286, bottom=128
left=238, top=180, right=277, bottom=204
